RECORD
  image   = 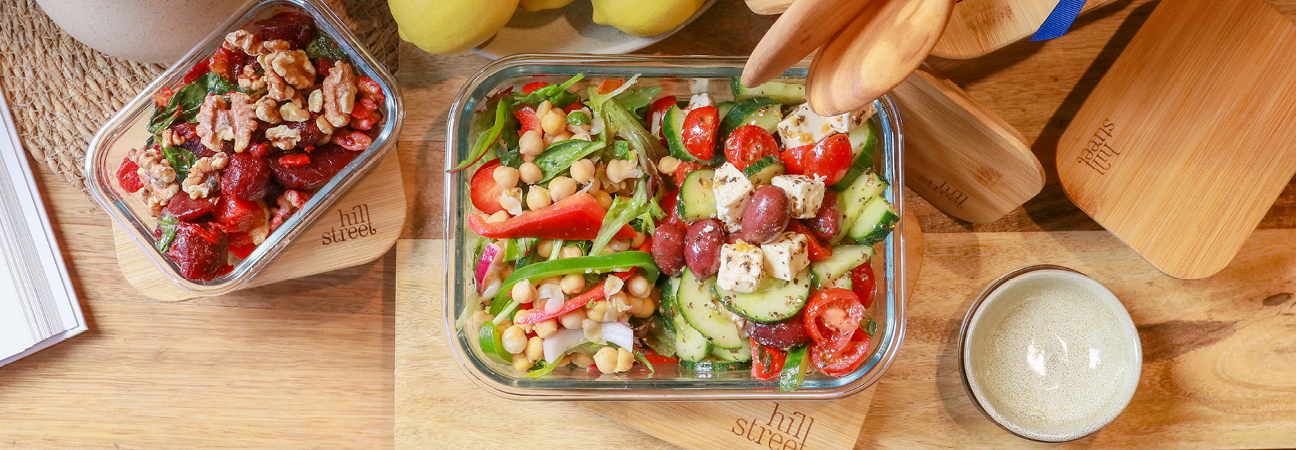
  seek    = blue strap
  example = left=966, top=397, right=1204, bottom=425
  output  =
left=1030, top=0, right=1087, bottom=41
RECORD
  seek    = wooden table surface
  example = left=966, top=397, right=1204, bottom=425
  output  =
left=9, top=0, right=1296, bottom=448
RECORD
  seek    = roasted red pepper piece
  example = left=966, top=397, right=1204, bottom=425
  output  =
left=513, top=105, right=541, bottom=134
left=513, top=270, right=635, bottom=325
left=752, top=338, right=788, bottom=381
left=786, top=221, right=831, bottom=261
left=117, top=157, right=143, bottom=192
left=468, top=192, right=637, bottom=240
left=522, top=81, right=549, bottom=94
left=278, top=154, right=311, bottom=166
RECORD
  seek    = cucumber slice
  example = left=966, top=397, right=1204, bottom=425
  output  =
left=678, top=269, right=745, bottom=350
left=710, top=338, right=752, bottom=362
left=829, top=120, right=880, bottom=191
left=779, top=345, right=811, bottom=392
left=662, top=105, right=695, bottom=162
left=669, top=275, right=711, bottom=362
left=835, top=172, right=890, bottom=244
left=679, top=359, right=751, bottom=372
left=677, top=169, right=717, bottom=221
left=810, top=245, right=876, bottom=289
left=741, top=155, right=786, bottom=186
left=719, top=97, right=782, bottom=145
left=716, top=101, right=736, bottom=121
left=848, top=197, right=899, bottom=246
left=713, top=269, right=811, bottom=323
left=731, top=77, right=807, bottom=105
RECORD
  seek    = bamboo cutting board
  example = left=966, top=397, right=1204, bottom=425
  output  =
left=892, top=67, right=1043, bottom=223
left=113, top=151, right=406, bottom=301
left=1057, top=0, right=1296, bottom=279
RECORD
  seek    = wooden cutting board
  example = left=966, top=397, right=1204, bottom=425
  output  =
left=933, top=0, right=1119, bottom=59
left=113, top=151, right=406, bottom=301
left=1057, top=0, right=1296, bottom=279
left=395, top=210, right=921, bottom=450
left=893, top=66, right=1043, bottom=223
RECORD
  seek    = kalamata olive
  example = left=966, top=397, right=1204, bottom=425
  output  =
left=651, top=223, right=688, bottom=276
left=807, top=194, right=842, bottom=241
left=740, top=185, right=791, bottom=244
left=745, top=310, right=810, bottom=350
left=684, top=219, right=725, bottom=278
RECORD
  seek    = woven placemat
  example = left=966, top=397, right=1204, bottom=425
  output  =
left=0, top=0, right=399, bottom=190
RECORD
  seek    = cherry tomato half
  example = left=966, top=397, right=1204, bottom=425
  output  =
left=850, top=263, right=877, bottom=309
left=469, top=160, right=508, bottom=215
left=805, top=134, right=854, bottom=185
left=513, top=106, right=541, bottom=134
left=596, top=78, right=625, bottom=95
left=658, top=190, right=687, bottom=228
left=724, top=125, right=780, bottom=171
left=803, top=289, right=865, bottom=354
left=751, top=338, right=788, bottom=381
left=650, top=95, right=678, bottom=144
left=811, top=328, right=870, bottom=377
left=785, top=221, right=832, bottom=262
left=673, top=161, right=704, bottom=189
left=780, top=144, right=811, bottom=175
left=682, top=106, right=719, bottom=161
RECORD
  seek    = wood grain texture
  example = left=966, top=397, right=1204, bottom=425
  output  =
left=397, top=209, right=920, bottom=450
left=933, top=0, right=1120, bottom=59
left=893, top=67, right=1043, bottom=223
left=742, top=0, right=874, bottom=87
left=113, top=151, right=406, bottom=301
left=1057, top=0, right=1296, bottom=279
left=859, top=228, right=1296, bottom=448
left=746, top=0, right=796, bottom=14
left=807, top=0, right=954, bottom=116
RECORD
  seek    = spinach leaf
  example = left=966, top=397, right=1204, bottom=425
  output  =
left=518, top=74, right=585, bottom=109
left=532, top=140, right=606, bottom=182
left=505, top=237, right=539, bottom=261
left=607, top=140, right=633, bottom=161
left=162, top=146, right=198, bottom=184
left=147, top=72, right=242, bottom=135
left=633, top=350, right=657, bottom=375
left=304, top=29, right=349, bottom=61
left=451, top=97, right=514, bottom=173
left=155, top=214, right=180, bottom=253
left=496, top=144, right=524, bottom=168
left=589, top=179, right=649, bottom=256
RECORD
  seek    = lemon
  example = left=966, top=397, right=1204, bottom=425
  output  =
left=389, top=0, right=520, bottom=54
left=591, top=0, right=702, bottom=36
left=519, top=0, right=576, bottom=12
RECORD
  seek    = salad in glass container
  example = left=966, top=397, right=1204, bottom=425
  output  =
left=112, top=9, right=387, bottom=282
left=457, top=74, right=896, bottom=391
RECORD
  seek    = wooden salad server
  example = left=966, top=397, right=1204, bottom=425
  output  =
left=806, top=0, right=954, bottom=116
left=742, top=0, right=877, bottom=88
left=746, top=0, right=795, bottom=15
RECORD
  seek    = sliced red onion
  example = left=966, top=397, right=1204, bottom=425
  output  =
left=543, top=329, right=587, bottom=364
left=475, top=242, right=504, bottom=296
left=601, top=321, right=634, bottom=353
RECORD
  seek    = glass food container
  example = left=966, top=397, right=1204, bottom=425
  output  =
left=443, top=54, right=907, bottom=400
left=85, top=0, right=404, bottom=297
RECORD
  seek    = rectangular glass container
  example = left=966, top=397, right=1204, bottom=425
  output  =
left=85, top=0, right=404, bottom=297
left=443, top=54, right=907, bottom=400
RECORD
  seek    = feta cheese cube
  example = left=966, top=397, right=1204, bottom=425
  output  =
left=718, top=241, right=763, bottom=294
left=772, top=175, right=826, bottom=219
left=688, top=92, right=713, bottom=109
left=761, top=232, right=810, bottom=282
left=777, top=103, right=872, bottom=148
left=712, top=162, right=754, bottom=232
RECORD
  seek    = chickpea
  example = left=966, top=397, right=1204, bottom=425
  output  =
left=557, top=354, right=572, bottom=367
left=615, top=347, right=634, bottom=372
left=493, top=165, right=520, bottom=188
left=593, top=346, right=620, bottom=373
left=560, top=273, right=586, bottom=295
left=514, top=313, right=534, bottom=334
left=526, top=186, right=552, bottom=210
left=626, top=296, right=645, bottom=318
left=630, top=232, right=646, bottom=248
left=498, top=187, right=523, bottom=214
left=586, top=300, right=609, bottom=321
left=470, top=311, right=494, bottom=332
left=631, top=296, right=655, bottom=318
left=627, top=275, right=651, bottom=298
left=535, top=239, right=554, bottom=259
left=549, top=176, right=578, bottom=203
left=560, top=245, right=583, bottom=259
left=658, top=156, right=681, bottom=175
left=536, top=100, right=552, bottom=121
left=542, top=110, right=567, bottom=136
left=552, top=131, right=574, bottom=142
left=602, top=275, right=624, bottom=297
left=571, top=159, right=596, bottom=184
left=571, top=352, right=593, bottom=368
left=486, top=211, right=510, bottom=223
left=525, top=336, right=544, bottom=362
left=497, top=318, right=513, bottom=330
left=606, top=159, right=636, bottom=184
left=534, top=319, right=559, bottom=338
left=609, top=292, right=632, bottom=314
left=501, top=325, right=527, bottom=354
left=519, top=162, right=543, bottom=184
left=559, top=310, right=586, bottom=329
left=585, top=177, right=601, bottom=194
left=519, top=130, right=544, bottom=157
left=511, top=280, right=536, bottom=304
left=593, top=190, right=614, bottom=209
left=511, top=353, right=533, bottom=372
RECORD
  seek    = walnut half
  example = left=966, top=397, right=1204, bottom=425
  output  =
left=322, top=61, right=357, bottom=128
left=196, top=92, right=258, bottom=153
left=128, top=147, right=179, bottom=216
left=265, top=125, right=302, bottom=150
left=182, top=152, right=229, bottom=199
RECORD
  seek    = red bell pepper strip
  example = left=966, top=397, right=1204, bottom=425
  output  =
left=468, top=192, right=637, bottom=240
left=786, top=221, right=832, bottom=261
left=514, top=105, right=541, bottom=134
left=522, top=82, right=549, bottom=94
left=513, top=270, right=636, bottom=324
left=638, top=347, right=679, bottom=364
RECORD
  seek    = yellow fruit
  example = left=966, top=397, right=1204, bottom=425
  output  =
left=591, top=0, right=702, bottom=36
left=389, top=0, right=520, bottom=55
left=519, top=0, right=576, bottom=12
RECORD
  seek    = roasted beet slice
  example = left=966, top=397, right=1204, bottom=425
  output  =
left=284, top=116, right=328, bottom=148
left=267, top=143, right=356, bottom=190
left=164, top=193, right=217, bottom=221
left=166, top=222, right=228, bottom=281
left=222, top=152, right=271, bottom=201
left=213, top=193, right=264, bottom=233
left=255, top=11, right=314, bottom=48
